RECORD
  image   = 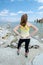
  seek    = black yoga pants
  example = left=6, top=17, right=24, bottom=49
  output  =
left=17, top=39, right=30, bottom=53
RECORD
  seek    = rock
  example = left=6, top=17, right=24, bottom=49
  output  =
left=30, top=37, right=40, bottom=46
left=41, top=38, right=43, bottom=41
left=33, top=53, right=43, bottom=65
left=0, top=48, right=31, bottom=65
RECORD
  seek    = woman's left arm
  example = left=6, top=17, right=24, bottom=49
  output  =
left=30, top=23, right=38, bottom=37
left=27, top=22, right=38, bottom=37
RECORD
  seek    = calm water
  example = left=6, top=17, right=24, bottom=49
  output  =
left=0, top=21, right=43, bottom=42
left=0, top=21, right=43, bottom=29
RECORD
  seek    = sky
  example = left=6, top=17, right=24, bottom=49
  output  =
left=0, top=0, right=43, bottom=22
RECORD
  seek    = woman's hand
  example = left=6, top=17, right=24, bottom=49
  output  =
left=19, top=34, right=23, bottom=38
left=26, top=35, right=31, bottom=38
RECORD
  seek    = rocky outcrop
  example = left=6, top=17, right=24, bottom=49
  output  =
left=37, top=18, right=43, bottom=23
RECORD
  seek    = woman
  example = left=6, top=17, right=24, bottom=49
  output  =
left=13, top=14, right=38, bottom=57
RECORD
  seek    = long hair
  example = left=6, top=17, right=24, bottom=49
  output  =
left=20, top=14, right=28, bottom=27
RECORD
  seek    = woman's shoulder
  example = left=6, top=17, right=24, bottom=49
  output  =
left=27, top=22, right=32, bottom=26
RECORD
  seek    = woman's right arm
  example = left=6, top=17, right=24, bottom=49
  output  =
left=13, top=25, right=20, bottom=35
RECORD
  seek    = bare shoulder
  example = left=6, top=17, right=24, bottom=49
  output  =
left=27, top=22, right=32, bottom=27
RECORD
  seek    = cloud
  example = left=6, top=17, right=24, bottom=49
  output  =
left=10, top=13, right=18, bottom=16
left=0, top=9, right=33, bottom=22
left=0, top=16, right=20, bottom=22
left=17, top=11, right=24, bottom=14
left=0, top=9, right=20, bottom=22
left=38, top=11, right=43, bottom=14
left=38, top=6, right=43, bottom=10
left=1, top=9, right=43, bottom=22
left=0, top=9, right=18, bottom=16
left=35, top=0, right=43, bottom=3
left=0, top=9, right=9, bottom=16
left=10, top=0, right=14, bottom=2
left=17, top=10, right=33, bottom=14
left=0, top=9, right=33, bottom=16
